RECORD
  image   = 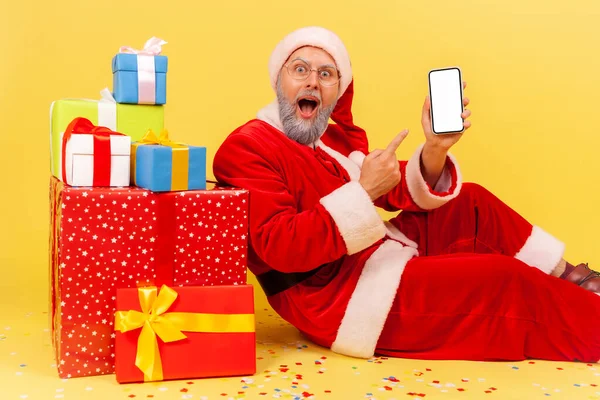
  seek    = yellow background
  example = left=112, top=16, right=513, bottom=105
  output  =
left=2, top=1, right=600, bottom=399
left=2, top=0, right=600, bottom=314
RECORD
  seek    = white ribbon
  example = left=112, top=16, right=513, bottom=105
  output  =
left=119, top=37, right=167, bottom=104
left=136, top=55, right=156, bottom=104
left=98, top=88, right=117, bottom=131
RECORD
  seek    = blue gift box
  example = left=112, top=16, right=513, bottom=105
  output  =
left=112, top=53, right=168, bottom=105
left=131, top=133, right=206, bottom=192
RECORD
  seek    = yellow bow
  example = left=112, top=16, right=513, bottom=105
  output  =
left=131, top=129, right=190, bottom=190
left=114, top=285, right=255, bottom=382
left=136, top=129, right=187, bottom=148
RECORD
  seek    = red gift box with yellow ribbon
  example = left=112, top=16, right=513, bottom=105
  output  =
left=114, top=284, right=256, bottom=383
left=49, top=177, right=249, bottom=379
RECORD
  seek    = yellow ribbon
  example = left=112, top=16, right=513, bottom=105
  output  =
left=114, top=285, right=255, bottom=382
left=131, top=129, right=190, bottom=191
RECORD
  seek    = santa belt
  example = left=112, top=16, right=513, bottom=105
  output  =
left=255, top=265, right=324, bottom=297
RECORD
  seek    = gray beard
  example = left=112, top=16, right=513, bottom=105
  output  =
left=276, top=79, right=336, bottom=146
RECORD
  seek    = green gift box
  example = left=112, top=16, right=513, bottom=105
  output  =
left=50, top=89, right=164, bottom=179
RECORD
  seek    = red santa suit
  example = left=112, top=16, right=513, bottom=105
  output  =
left=213, top=26, right=600, bottom=363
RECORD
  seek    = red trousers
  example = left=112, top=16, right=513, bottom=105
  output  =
left=376, top=183, right=600, bottom=363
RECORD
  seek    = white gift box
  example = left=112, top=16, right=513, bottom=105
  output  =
left=63, top=134, right=131, bottom=187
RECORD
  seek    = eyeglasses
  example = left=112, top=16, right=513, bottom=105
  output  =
left=284, top=59, right=340, bottom=86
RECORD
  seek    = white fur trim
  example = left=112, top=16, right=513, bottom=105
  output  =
left=256, top=99, right=283, bottom=132
left=320, top=181, right=385, bottom=255
left=316, top=141, right=361, bottom=181
left=331, top=241, right=418, bottom=358
left=514, top=225, right=565, bottom=275
left=348, top=150, right=366, bottom=168
left=268, top=26, right=352, bottom=99
left=405, top=143, right=462, bottom=210
left=384, top=221, right=418, bottom=249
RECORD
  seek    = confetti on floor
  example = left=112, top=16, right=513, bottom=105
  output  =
left=1, top=292, right=599, bottom=400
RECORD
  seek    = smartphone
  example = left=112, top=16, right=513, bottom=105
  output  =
left=428, top=67, right=464, bottom=134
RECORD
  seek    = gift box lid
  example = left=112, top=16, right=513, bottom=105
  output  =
left=112, top=53, right=168, bottom=74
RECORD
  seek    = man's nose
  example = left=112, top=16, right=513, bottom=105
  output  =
left=305, top=70, right=319, bottom=89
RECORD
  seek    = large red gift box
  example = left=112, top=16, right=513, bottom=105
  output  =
left=115, top=284, right=256, bottom=383
left=49, top=177, right=249, bottom=378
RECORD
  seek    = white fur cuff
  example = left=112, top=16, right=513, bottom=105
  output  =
left=514, top=225, right=566, bottom=274
left=348, top=150, right=366, bottom=168
left=320, top=181, right=386, bottom=255
left=405, top=144, right=462, bottom=210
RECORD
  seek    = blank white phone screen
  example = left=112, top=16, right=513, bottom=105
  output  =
left=429, top=68, right=463, bottom=134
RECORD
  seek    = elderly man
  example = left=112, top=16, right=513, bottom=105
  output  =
left=213, top=26, right=600, bottom=363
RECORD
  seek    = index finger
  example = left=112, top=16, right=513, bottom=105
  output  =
left=384, top=129, right=409, bottom=155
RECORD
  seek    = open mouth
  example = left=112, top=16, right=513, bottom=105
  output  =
left=297, top=97, right=319, bottom=119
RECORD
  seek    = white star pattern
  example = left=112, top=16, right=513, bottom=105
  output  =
left=49, top=180, right=248, bottom=378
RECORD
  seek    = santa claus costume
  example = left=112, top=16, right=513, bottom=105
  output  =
left=213, top=26, right=600, bottom=363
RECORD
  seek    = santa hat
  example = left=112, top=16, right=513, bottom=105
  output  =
left=267, top=26, right=353, bottom=98
left=258, top=27, right=360, bottom=136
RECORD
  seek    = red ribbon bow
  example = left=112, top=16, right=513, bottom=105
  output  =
left=61, top=117, right=126, bottom=186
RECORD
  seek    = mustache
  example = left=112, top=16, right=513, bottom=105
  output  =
left=295, top=89, right=322, bottom=103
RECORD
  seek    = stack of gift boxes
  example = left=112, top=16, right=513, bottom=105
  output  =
left=48, top=37, right=256, bottom=383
